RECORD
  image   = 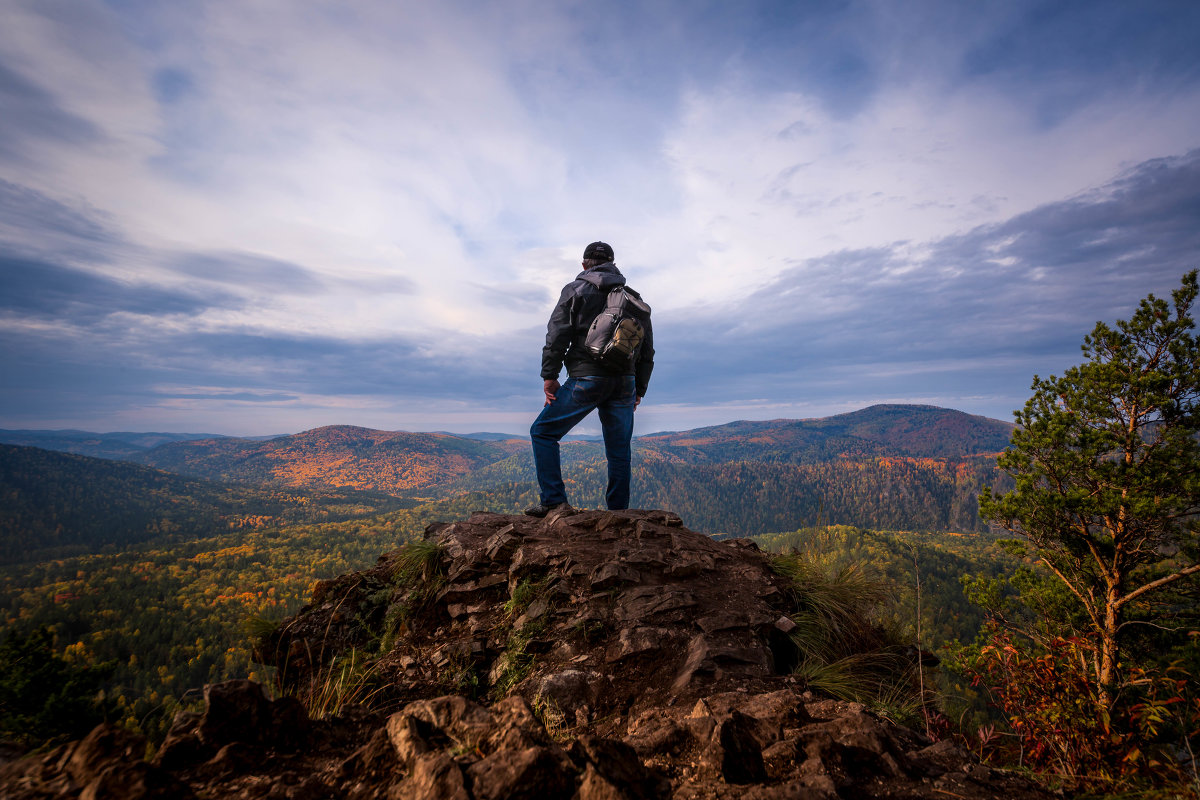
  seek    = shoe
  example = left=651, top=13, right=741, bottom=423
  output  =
left=524, top=502, right=565, bottom=518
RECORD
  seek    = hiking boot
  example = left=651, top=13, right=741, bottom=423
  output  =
left=524, top=502, right=566, bottom=518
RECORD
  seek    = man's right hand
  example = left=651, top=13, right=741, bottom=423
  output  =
left=543, top=379, right=559, bottom=405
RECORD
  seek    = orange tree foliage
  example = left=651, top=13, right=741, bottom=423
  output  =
left=136, top=426, right=512, bottom=492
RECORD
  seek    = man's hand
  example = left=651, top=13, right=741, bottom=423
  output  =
left=543, top=379, right=559, bottom=405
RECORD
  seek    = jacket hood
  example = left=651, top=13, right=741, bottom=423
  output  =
left=577, top=262, right=626, bottom=290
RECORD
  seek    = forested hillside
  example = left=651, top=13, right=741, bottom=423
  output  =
left=437, top=451, right=1007, bottom=534
left=639, top=404, right=1013, bottom=463
left=0, top=444, right=413, bottom=565
left=0, top=515, right=404, bottom=741
left=134, top=425, right=519, bottom=491
left=750, top=525, right=1021, bottom=648
left=45, top=405, right=1015, bottom=503
left=0, top=405, right=1015, bottom=564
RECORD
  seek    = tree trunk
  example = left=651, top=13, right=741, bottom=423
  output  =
left=1098, top=588, right=1121, bottom=711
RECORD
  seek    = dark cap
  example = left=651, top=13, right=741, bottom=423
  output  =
left=583, top=241, right=615, bottom=262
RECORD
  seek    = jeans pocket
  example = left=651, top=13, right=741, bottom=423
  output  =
left=571, top=377, right=607, bottom=405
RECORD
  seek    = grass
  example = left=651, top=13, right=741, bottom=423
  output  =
left=255, top=539, right=448, bottom=721
left=568, top=618, right=607, bottom=644
left=531, top=693, right=570, bottom=742
left=503, top=575, right=554, bottom=619
left=389, top=538, right=446, bottom=588
left=772, top=552, right=927, bottom=722
left=298, top=647, right=389, bottom=720
left=490, top=613, right=552, bottom=699
left=378, top=539, right=447, bottom=653
left=772, top=554, right=892, bottom=661
left=242, top=613, right=283, bottom=639
left=490, top=575, right=557, bottom=699
left=437, top=651, right=483, bottom=699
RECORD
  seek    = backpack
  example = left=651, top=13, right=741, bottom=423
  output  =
left=583, top=285, right=651, bottom=370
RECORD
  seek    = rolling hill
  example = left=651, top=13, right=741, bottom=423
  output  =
left=0, top=443, right=413, bottom=565
left=1, top=405, right=1017, bottom=537
left=132, top=425, right=522, bottom=491
left=639, top=404, right=1014, bottom=463
left=115, top=405, right=1012, bottom=496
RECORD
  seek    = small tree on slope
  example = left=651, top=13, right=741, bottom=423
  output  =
left=979, top=270, right=1200, bottom=709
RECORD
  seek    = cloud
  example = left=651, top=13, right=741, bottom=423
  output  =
left=0, top=0, right=1198, bottom=434
left=0, top=254, right=240, bottom=322
left=0, top=56, right=104, bottom=164
left=0, top=179, right=118, bottom=261
left=653, top=149, right=1200, bottom=415
left=172, top=253, right=329, bottom=296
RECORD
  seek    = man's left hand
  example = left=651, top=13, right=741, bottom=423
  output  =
left=543, top=379, right=559, bottom=405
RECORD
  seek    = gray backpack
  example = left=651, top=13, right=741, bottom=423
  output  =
left=583, top=286, right=651, bottom=370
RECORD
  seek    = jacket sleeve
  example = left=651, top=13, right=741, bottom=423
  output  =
left=540, top=283, right=579, bottom=380
left=635, top=313, right=654, bottom=397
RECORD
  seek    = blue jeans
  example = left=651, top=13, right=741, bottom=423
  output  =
left=530, top=375, right=637, bottom=509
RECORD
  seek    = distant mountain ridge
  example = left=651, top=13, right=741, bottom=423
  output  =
left=0, top=429, right=236, bottom=460
left=641, top=404, right=1014, bottom=463
left=1, top=405, right=1013, bottom=499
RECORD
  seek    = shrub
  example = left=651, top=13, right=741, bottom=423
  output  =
left=961, top=626, right=1200, bottom=794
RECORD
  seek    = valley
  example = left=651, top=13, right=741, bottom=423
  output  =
left=0, top=403, right=1019, bottom=745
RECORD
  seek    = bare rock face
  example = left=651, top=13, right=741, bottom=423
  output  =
left=1, top=510, right=1055, bottom=799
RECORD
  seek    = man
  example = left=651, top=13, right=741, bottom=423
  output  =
left=526, top=241, right=654, bottom=517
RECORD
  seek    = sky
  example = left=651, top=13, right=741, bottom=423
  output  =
left=2, top=0, right=1199, bottom=437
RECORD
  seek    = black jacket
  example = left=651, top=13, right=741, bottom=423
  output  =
left=540, top=262, right=654, bottom=397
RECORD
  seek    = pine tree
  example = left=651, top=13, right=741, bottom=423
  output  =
left=980, top=270, right=1200, bottom=707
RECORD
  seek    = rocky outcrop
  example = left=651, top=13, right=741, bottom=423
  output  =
left=259, top=508, right=807, bottom=722
left=1, top=509, right=1054, bottom=799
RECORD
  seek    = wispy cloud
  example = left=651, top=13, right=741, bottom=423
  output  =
left=0, top=0, right=1197, bottom=434
left=655, top=149, right=1200, bottom=417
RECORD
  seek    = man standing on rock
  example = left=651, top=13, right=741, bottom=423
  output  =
left=526, top=241, right=654, bottom=517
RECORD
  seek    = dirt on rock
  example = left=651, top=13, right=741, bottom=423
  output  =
left=1, top=509, right=1056, bottom=799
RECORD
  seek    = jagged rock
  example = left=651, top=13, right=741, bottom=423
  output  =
left=0, top=724, right=194, bottom=800
left=389, top=695, right=496, bottom=757
left=589, top=562, right=640, bottom=589
left=624, top=713, right=692, bottom=759
left=607, top=626, right=682, bottom=663
left=153, top=720, right=210, bottom=772
left=335, top=727, right=398, bottom=785
left=700, top=710, right=769, bottom=784
left=465, top=746, right=574, bottom=800
left=201, top=741, right=261, bottom=777
left=154, top=678, right=314, bottom=775
left=569, top=736, right=670, bottom=800
left=402, top=752, right=470, bottom=800
left=485, top=695, right=551, bottom=752
left=77, top=760, right=194, bottom=800
left=536, top=669, right=596, bottom=719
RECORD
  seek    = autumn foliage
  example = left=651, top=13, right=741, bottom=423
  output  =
left=964, top=628, right=1200, bottom=793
